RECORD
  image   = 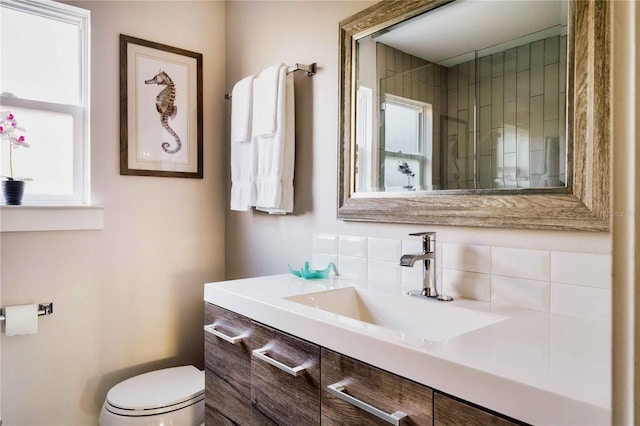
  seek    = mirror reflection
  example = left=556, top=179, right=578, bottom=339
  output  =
left=355, top=0, right=568, bottom=193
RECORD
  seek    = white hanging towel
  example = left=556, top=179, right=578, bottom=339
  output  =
left=252, top=63, right=283, bottom=138
left=251, top=64, right=295, bottom=214
left=230, top=74, right=255, bottom=211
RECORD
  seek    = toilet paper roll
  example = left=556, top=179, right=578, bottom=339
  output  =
left=4, top=304, right=38, bottom=336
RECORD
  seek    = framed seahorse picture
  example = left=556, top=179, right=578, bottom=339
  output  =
left=120, top=34, right=203, bottom=178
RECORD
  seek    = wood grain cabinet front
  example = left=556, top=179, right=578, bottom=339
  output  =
left=321, top=348, right=434, bottom=425
left=434, top=392, right=525, bottom=426
left=250, top=322, right=321, bottom=425
left=204, top=303, right=253, bottom=426
left=204, top=304, right=527, bottom=426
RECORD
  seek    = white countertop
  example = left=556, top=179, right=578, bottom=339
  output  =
left=204, top=274, right=611, bottom=425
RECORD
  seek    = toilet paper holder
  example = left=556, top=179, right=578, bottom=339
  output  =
left=0, top=303, right=53, bottom=322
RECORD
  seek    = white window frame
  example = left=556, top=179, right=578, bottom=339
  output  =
left=0, top=0, right=101, bottom=232
left=0, top=0, right=91, bottom=206
left=380, top=94, right=433, bottom=191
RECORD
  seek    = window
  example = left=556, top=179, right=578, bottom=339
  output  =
left=0, top=0, right=90, bottom=205
left=381, top=95, right=433, bottom=191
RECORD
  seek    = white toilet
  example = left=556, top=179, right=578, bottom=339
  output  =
left=99, top=365, right=205, bottom=426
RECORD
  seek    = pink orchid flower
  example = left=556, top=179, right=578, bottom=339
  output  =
left=0, top=111, right=30, bottom=180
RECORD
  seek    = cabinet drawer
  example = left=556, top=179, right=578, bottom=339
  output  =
left=434, top=392, right=526, bottom=426
left=204, top=303, right=252, bottom=425
left=250, top=322, right=321, bottom=425
left=321, top=349, right=433, bottom=425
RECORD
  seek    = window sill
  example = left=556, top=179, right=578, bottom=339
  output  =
left=0, top=205, right=104, bottom=232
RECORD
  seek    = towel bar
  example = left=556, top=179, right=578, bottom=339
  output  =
left=0, top=303, right=53, bottom=322
left=225, top=62, right=317, bottom=99
left=287, top=62, right=317, bottom=77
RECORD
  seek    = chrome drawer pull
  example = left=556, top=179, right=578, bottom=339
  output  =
left=252, top=347, right=307, bottom=377
left=327, top=382, right=408, bottom=425
left=203, top=324, right=244, bottom=344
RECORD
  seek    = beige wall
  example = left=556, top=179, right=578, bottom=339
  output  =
left=0, top=1, right=618, bottom=424
left=224, top=0, right=610, bottom=282
left=0, top=1, right=226, bottom=424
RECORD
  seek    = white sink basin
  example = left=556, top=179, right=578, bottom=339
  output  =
left=284, top=287, right=506, bottom=342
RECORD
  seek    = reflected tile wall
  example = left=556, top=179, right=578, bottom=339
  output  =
left=375, top=34, right=567, bottom=192
left=473, top=35, right=566, bottom=189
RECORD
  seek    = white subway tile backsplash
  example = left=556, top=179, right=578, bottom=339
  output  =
left=367, top=259, right=402, bottom=285
left=443, top=269, right=491, bottom=302
left=311, top=232, right=608, bottom=322
left=311, top=253, right=337, bottom=271
left=337, top=256, right=367, bottom=280
left=368, top=237, right=402, bottom=262
left=491, top=276, right=550, bottom=312
left=338, top=235, right=367, bottom=258
left=401, top=239, right=422, bottom=254
left=436, top=242, right=443, bottom=268
left=492, top=247, right=549, bottom=281
left=402, top=268, right=444, bottom=296
left=401, top=239, right=443, bottom=263
left=401, top=265, right=424, bottom=288
left=401, top=239, right=443, bottom=269
left=312, top=233, right=338, bottom=255
left=551, top=282, right=611, bottom=322
left=443, top=243, right=491, bottom=274
left=550, top=251, right=611, bottom=289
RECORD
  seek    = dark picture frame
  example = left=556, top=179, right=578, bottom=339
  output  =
left=120, top=34, right=203, bottom=178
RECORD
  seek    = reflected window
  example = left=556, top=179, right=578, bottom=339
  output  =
left=381, top=95, right=432, bottom=191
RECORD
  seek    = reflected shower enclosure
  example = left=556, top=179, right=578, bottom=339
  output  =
left=354, top=1, right=568, bottom=193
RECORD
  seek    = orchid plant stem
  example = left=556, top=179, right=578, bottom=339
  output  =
left=8, top=143, right=13, bottom=179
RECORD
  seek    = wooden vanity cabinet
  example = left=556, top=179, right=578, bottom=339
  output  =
left=205, top=303, right=527, bottom=426
left=434, top=392, right=523, bottom=426
left=204, top=303, right=253, bottom=425
left=250, top=322, right=321, bottom=425
left=321, top=349, right=433, bottom=425
left=204, top=303, right=321, bottom=426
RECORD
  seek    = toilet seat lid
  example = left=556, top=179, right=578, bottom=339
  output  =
left=106, top=365, right=204, bottom=410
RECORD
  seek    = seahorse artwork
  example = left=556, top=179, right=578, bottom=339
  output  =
left=145, top=70, right=182, bottom=154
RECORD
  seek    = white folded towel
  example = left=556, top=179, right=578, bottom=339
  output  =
left=231, top=75, right=255, bottom=143
left=252, top=63, right=284, bottom=138
left=230, top=75, right=255, bottom=211
left=251, top=64, right=295, bottom=214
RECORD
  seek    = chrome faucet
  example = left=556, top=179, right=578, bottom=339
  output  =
left=400, top=232, right=452, bottom=301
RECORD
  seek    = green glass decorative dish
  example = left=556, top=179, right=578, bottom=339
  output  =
left=288, top=261, right=337, bottom=279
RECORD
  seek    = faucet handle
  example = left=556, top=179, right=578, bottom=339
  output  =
left=409, top=231, right=436, bottom=240
left=409, top=232, right=436, bottom=252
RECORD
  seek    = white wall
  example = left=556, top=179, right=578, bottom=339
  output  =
left=224, top=0, right=610, bottom=281
left=0, top=1, right=226, bottom=424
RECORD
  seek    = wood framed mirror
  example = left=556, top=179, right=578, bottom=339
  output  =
left=338, top=0, right=609, bottom=231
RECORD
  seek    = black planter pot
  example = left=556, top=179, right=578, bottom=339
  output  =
left=3, top=180, right=25, bottom=205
